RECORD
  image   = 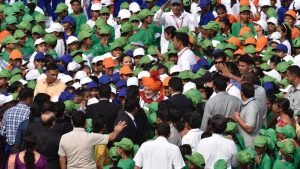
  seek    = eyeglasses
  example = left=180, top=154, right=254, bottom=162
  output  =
left=214, top=61, right=224, bottom=64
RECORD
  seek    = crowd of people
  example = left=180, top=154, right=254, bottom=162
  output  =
left=0, top=0, right=299, bottom=168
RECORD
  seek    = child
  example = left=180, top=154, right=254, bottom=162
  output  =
left=103, top=147, right=121, bottom=169
left=180, top=144, right=192, bottom=169
left=114, top=138, right=135, bottom=169
left=253, top=136, right=272, bottom=169
left=237, top=149, right=255, bottom=169
left=69, top=0, right=87, bottom=34
left=185, top=152, right=206, bottom=169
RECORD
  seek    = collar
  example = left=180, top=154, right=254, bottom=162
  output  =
left=178, top=47, right=189, bottom=56
left=73, top=127, right=85, bottom=131
left=189, top=128, right=201, bottom=132
left=156, top=136, right=169, bottom=142
left=216, top=91, right=228, bottom=95
left=242, top=97, right=255, bottom=105
left=295, top=83, right=300, bottom=90
left=170, top=10, right=184, bottom=19
left=212, top=133, right=224, bottom=138
left=42, top=78, right=60, bottom=86
left=171, top=92, right=181, bottom=97
left=125, top=111, right=135, bottom=121
left=99, top=98, right=109, bottom=101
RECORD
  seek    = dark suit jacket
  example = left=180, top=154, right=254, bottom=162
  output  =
left=114, top=111, right=138, bottom=144
left=86, top=100, right=121, bottom=133
left=169, top=93, right=195, bottom=113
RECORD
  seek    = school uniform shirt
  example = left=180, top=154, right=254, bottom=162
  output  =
left=181, top=128, right=203, bottom=153
left=55, top=39, right=66, bottom=57
left=117, top=158, right=135, bottom=169
left=288, top=83, right=300, bottom=115
left=177, top=47, right=197, bottom=71
left=282, top=40, right=292, bottom=56
left=154, top=9, right=195, bottom=31
left=195, top=134, right=237, bottom=169
left=256, top=154, right=272, bottom=169
left=133, top=136, right=185, bottom=169
left=238, top=98, right=262, bottom=147
left=272, top=160, right=294, bottom=169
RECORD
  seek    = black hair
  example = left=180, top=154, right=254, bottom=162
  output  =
left=184, top=113, right=201, bottom=129
left=41, top=101, right=56, bottom=114
left=242, top=72, right=261, bottom=85
left=55, top=102, right=65, bottom=118
left=180, top=144, right=192, bottom=161
left=225, top=62, right=241, bottom=77
left=19, top=88, right=34, bottom=101
left=156, top=122, right=171, bottom=137
left=216, top=4, right=227, bottom=12
left=174, top=32, right=189, bottom=47
left=219, top=17, right=232, bottom=29
left=157, top=64, right=168, bottom=74
left=46, top=63, right=58, bottom=71
left=119, top=54, right=132, bottom=64
left=275, top=98, right=293, bottom=117
left=92, top=117, right=105, bottom=133
left=157, top=109, right=169, bottom=122
left=241, top=83, right=255, bottom=98
left=70, top=0, right=81, bottom=5
left=71, top=111, right=86, bottom=128
left=287, top=65, right=300, bottom=78
left=269, top=56, right=282, bottom=66
left=23, top=133, right=37, bottom=169
left=238, top=55, right=254, bottom=65
left=210, top=114, right=227, bottom=134
left=213, top=51, right=227, bottom=61
left=7, top=81, right=22, bottom=93
left=168, top=106, right=181, bottom=123
left=279, top=23, right=292, bottom=40
left=99, top=84, right=111, bottom=98
left=164, top=26, right=177, bottom=38
left=126, top=85, right=139, bottom=98
left=169, top=77, right=183, bottom=92
left=124, top=98, right=140, bottom=112
left=212, top=73, right=229, bottom=91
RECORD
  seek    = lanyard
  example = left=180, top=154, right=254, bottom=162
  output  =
left=178, top=47, right=189, bottom=57
left=226, top=83, right=234, bottom=92
left=171, top=15, right=184, bottom=29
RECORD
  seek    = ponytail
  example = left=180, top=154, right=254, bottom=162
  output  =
left=23, top=133, right=37, bottom=169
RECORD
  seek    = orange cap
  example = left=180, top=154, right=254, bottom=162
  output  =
left=285, top=10, right=296, bottom=20
left=103, top=57, right=116, bottom=68
left=0, top=30, right=11, bottom=43
left=239, top=0, right=250, bottom=6
left=10, top=49, right=22, bottom=60
left=234, top=48, right=245, bottom=55
left=239, top=26, right=251, bottom=36
left=119, top=65, right=132, bottom=75
left=244, top=37, right=256, bottom=45
left=142, top=77, right=162, bottom=91
left=163, top=76, right=171, bottom=87
left=226, top=36, right=240, bottom=47
left=256, top=36, right=268, bottom=52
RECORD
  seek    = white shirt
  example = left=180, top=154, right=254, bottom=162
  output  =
left=86, top=19, right=96, bottom=28
left=283, top=54, right=294, bottom=62
left=210, top=84, right=241, bottom=100
left=177, top=47, right=196, bottom=71
left=134, top=136, right=185, bottom=169
left=282, top=40, right=292, bottom=56
left=196, top=134, right=237, bottom=169
left=154, top=9, right=195, bottom=31
left=125, top=111, right=137, bottom=128
left=181, top=128, right=203, bottom=152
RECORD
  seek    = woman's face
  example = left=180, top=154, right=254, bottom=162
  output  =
left=111, top=48, right=122, bottom=58
left=122, top=56, right=133, bottom=68
left=284, top=15, right=295, bottom=26
left=105, top=67, right=114, bottom=76
left=90, top=88, right=99, bottom=98
left=69, top=42, right=79, bottom=51
left=277, top=26, right=285, bottom=37
left=267, top=23, right=277, bottom=33
left=71, top=1, right=81, bottom=13
left=84, top=37, right=93, bottom=46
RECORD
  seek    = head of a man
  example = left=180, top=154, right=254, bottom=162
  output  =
left=210, top=114, right=227, bottom=134
left=19, top=87, right=34, bottom=106
left=71, top=111, right=86, bottom=128
left=286, top=65, right=300, bottom=86
left=173, top=32, right=189, bottom=50
left=46, top=63, right=59, bottom=84
left=156, top=122, right=171, bottom=138
left=240, top=83, right=255, bottom=101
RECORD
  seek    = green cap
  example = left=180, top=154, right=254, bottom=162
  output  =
left=95, top=18, right=107, bottom=28
left=109, top=146, right=119, bottom=161
left=177, top=26, right=189, bottom=33
left=70, top=50, right=83, bottom=57
left=11, top=68, right=21, bottom=76
left=244, top=147, right=256, bottom=158
left=100, top=7, right=110, bottom=14
left=129, top=14, right=139, bottom=22
left=277, top=78, right=289, bottom=88
left=275, top=92, right=284, bottom=99
left=73, top=56, right=85, bottom=63
left=282, top=139, right=296, bottom=154
left=184, top=89, right=202, bottom=106
left=214, top=159, right=227, bottom=169
left=199, top=39, right=213, bottom=50
left=178, top=70, right=194, bottom=80
left=35, top=13, right=46, bottom=23
left=183, top=0, right=190, bottom=6
left=0, top=5, right=5, bottom=12
left=225, top=122, right=238, bottom=133
left=185, top=153, right=205, bottom=168
left=32, top=25, right=44, bottom=35
left=138, top=9, right=154, bottom=20
left=202, top=21, right=220, bottom=31
left=151, top=5, right=160, bottom=13
left=120, top=2, right=129, bottom=9
left=12, top=5, right=20, bottom=13
left=55, top=3, right=68, bottom=13
left=110, top=41, right=123, bottom=51
left=80, top=24, right=92, bottom=33
left=22, top=14, right=34, bottom=23
left=78, top=31, right=92, bottom=41
left=124, top=44, right=136, bottom=52
left=147, top=45, right=159, bottom=55
left=140, top=55, right=152, bottom=65
left=266, top=8, right=277, bottom=18
left=145, top=101, right=158, bottom=114
left=64, top=100, right=80, bottom=111
left=14, top=1, right=25, bottom=9
left=260, top=62, right=269, bottom=70
left=2, top=35, right=18, bottom=45
left=240, top=5, right=250, bottom=13
left=27, top=0, right=37, bottom=4
left=17, top=21, right=31, bottom=31
left=254, top=135, right=268, bottom=147
left=8, top=74, right=22, bottom=85
left=276, top=61, right=292, bottom=73
left=100, top=26, right=110, bottom=35
left=4, top=7, right=15, bottom=16
left=276, top=124, right=296, bottom=139
left=293, top=38, right=300, bottom=48
left=245, top=45, right=256, bottom=54
left=224, top=49, right=234, bottom=59
left=44, top=34, right=57, bottom=46
left=27, top=80, right=36, bottom=89
left=237, top=150, right=252, bottom=164
left=266, top=128, right=277, bottom=142
left=0, top=69, right=12, bottom=78
left=224, top=43, right=237, bottom=51
left=14, top=29, right=26, bottom=39
left=260, top=75, right=277, bottom=83
left=121, top=22, right=133, bottom=33
left=114, top=137, right=134, bottom=151
left=6, top=15, right=17, bottom=25
left=196, top=68, right=207, bottom=77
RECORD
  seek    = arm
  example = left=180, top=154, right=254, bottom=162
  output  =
left=108, top=121, right=127, bottom=141
left=59, top=156, right=67, bottom=169
left=200, top=101, right=211, bottom=131
left=134, top=166, right=141, bottom=169
left=153, top=0, right=169, bottom=24
left=233, top=111, right=255, bottom=133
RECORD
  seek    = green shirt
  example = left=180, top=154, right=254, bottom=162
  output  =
left=129, top=28, right=155, bottom=46
left=82, top=48, right=97, bottom=58
left=47, top=49, right=58, bottom=59
left=70, top=13, right=87, bottom=35
left=272, top=160, right=294, bottom=169
left=236, top=134, right=245, bottom=152
left=24, top=37, right=35, bottom=54
left=257, top=154, right=272, bottom=169
left=92, top=43, right=110, bottom=56
left=231, top=22, right=255, bottom=37
left=117, top=158, right=135, bottom=169
left=20, top=46, right=34, bottom=60
left=1, top=51, right=9, bottom=62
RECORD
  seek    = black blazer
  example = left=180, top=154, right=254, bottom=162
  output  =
left=86, top=100, right=121, bottom=133
left=169, top=93, right=195, bottom=113
left=114, top=111, right=138, bottom=143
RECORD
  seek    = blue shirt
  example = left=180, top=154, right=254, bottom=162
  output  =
left=0, top=103, right=30, bottom=145
left=199, top=12, right=215, bottom=26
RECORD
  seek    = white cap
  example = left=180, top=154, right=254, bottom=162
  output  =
left=127, top=77, right=139, bottom=86
left=74, top=70, right=87, bottom=80
left=170, top=65, right=181, bottom=74
left=295, top=20, right=300, bottom=27
left=212, top=40, right=221, bottom=48
left=72, top=82, right=81, bottom=89
left=270, top=39, right=281, bottom=44
left=91, top=3, right=102, bottom=11
left=0, top=94, right=13, bottom=106
left=61, top=75, right=73, bottom=84
left=25, top=69, right=40, bottom=80
left=80, top=76, right=92, bottom=85
left=19, top=79, right=28, bottom=85
left=263, top=69, right=282, bottom=81
left=183, top=82, right=196, bottom=94
left=67, top=36, right=79, bottom=45
left=110, top=85, right=117, bottom=94
left=92, top=55, right=104, bottom=63
left=118, top=9, right=131, bottom=20
left=291, top=1, right=300, bottom=10
left=129, top=2, right=141, bottom=13
left=133, top=48, right=145, bottom=57
left=267, top=17, right=278, bottom=26
left=137, top=71, right=150, bottom=80
left=34, top=38, right=45, bottom=46
left=37, top=73, right=47, bottom=81
left=254, top=20, right=267, bottom=31
left=67, top=61, right=81, bottom=71
left=279, top=85, right=292, bottom=93
left=160, top=74, right=169, bottom=82
left=87, top=97, right=99, bottom=106
left=57, top=73, right=65, bottom=80
left=269, top=32, right=281, bottom=40
left=259, top=0, right=271, bottom=7
left=45, top=23, right=64, bottom=33
left=101, top=0, right=113, bottom=7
